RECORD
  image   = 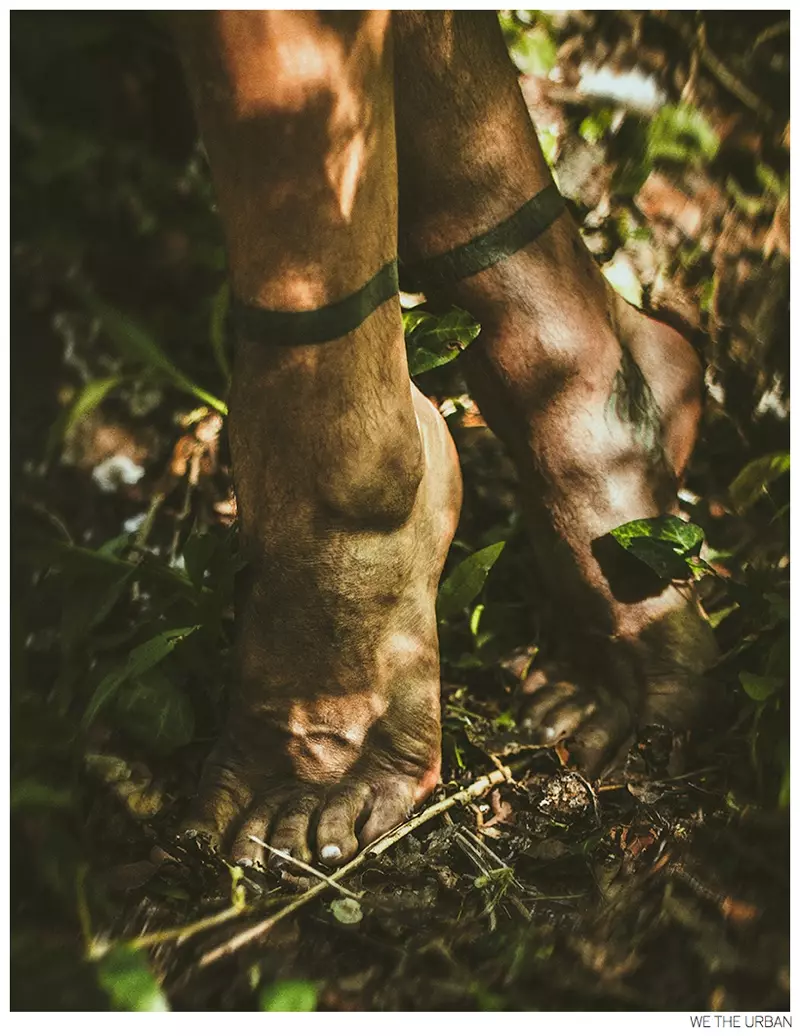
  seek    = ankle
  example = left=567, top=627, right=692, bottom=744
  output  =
left=316, top=406, right=425, bottom=530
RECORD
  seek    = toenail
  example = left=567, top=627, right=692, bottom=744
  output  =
left=320, top=844, right=342, bottom=861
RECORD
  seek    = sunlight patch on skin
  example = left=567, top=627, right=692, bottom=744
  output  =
left=325, top=130, right=367, bottom=220
left=218, top=10, right=388, bottom=223
left=284, top=692, right=388, bottom=780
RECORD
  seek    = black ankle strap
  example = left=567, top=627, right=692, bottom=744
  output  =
left=232, top=259, right=399, bottom=346
left=402, top=184, right=566, bottom=290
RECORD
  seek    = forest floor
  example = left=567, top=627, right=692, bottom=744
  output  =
left=10, top=11, right=790, bottom=1011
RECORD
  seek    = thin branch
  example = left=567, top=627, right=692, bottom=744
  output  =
left=124, top=901, right=248, bottom=952
left=198, top=765, right=511, bottom=968
left=247, top=837, right=363, bottom=899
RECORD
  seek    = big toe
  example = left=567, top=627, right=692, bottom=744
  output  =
left=315, top=777, right=416, bottom=865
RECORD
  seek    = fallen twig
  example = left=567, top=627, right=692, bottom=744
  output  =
left=247, top=837, right=363, bottom=899
left=123, top=901, right=248, bottom=953
left=198, top=765, right=511, bottom=968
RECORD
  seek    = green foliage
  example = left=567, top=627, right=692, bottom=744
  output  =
left=739, top=672, right=782, bottom=702
left=46, top=375, right=123, bottom=459
left=10, top=777, right=74, bottom=811
left=611, top=445, right=790, bottom=807
left=498, top=11, right=557, bottom=77
left=260, top=980, right=318, bottom=1012
left=80, top=288, right=228, bottom=414
left=729, top=452, right=790, bottom=513
left=82, top=626, right=199, bottom=730
left=96, top=946, right=169, bottom=1011
left=646, top=104, right=720, bottom=166
left=404, top=307, right=480, bottom=376
left=610, top=515, right=705, bottom=580
left=611, top=103, right=720, bottom=197
left=111, top=671, right=195, bottom=755
left=580, top=108, right=615, bottom=146
left=437, top=542, right=506, bottom=621
left=507, top=26, right=557, bottom=77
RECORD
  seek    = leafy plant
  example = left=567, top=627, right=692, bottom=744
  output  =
left=437, top=542, right=506, bottom=621
left=646, top=104, right=720, bottom=166
left=404, top=306, right=480, bottom=376
left=96, top=947, right=169, bottom=1011
left=260, top=980, right=318, bottom=1012
left=610, top=515, right=706, bottom=580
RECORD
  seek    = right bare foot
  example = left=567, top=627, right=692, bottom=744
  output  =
left=185, top=384, right=461, bottom=866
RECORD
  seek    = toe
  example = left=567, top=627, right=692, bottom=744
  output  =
left=567, top=697, right=634, bottom=777
left=358, top=782, right=415, bottom=848
left=268, top=793, right=320, bottom=864
left=535, top=691, right=598, bottom=744
left=315, top=783, right=372, bottom=864
left=519, top=676, right=581, bottom=739
left=182, top=759, right=253, bottom=849
left=229, top=802, right=282, bottom=868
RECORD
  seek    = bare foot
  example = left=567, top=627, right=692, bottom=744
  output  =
left=184, top=386, right=461, bottom=866
left=460, top=269, right=718, bottom=777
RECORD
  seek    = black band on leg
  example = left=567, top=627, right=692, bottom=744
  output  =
left=232, top=259, right=399, bottom=346
left=402, top=184, right=565, bottom=289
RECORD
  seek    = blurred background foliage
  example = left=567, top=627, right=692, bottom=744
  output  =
left=11, top=10, right=789, bottom=1012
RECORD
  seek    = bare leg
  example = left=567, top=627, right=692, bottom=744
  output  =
left=395, top=12, right=717, bottom=774
left=174, top=12, right=460, bottom=864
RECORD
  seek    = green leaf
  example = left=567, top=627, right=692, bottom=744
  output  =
left=508, top=26, right=557, bottom=76
left=182, top=529, right=217, bottom=589
left=83, top=626, right=199, bottom=728
left=405, top=307, right=480, bottom=376
left=401, top=309, right=429, bottom=336
left=260, top=980, right=318, bottom=1012
left=96, top=946, right=169, bottom=1012
left=729, top=452, right=790, bottom=513
left=765, top=592, right=790, bottom=623
left=610, top=515, right=705, bottom=581
left=437, top=542, right=505, bottom=621
left=10, top=778, right=73, bottom=812
left=646, top=104, right=719, bottom=166
left=112, top=672, right=195, bottom=755
left=408, top=344, right=462, bottom=376
left=766, top=634, right=790, bottom=682
left=739, top=671, right=782, bottom=702
left=62, top=567, right=137, bottom=648
left=580, top=108, right=615, bottom=146
left=778, top=764, right=790, bottom=809
left=81, top=289, right=228, bottom=414
left=46, top=375, right=123, bottom=460
left=330, top=897, right=363, bottom=925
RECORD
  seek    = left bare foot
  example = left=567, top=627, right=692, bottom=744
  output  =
left=454, top=245, right=718, bottom=776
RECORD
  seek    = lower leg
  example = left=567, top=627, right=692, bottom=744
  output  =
left=175, top=12, right=460, bottom=863
left=395, top=12, right=716, bottom=773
